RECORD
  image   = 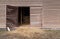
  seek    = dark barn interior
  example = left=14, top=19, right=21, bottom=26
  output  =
left=18, top=7, right=30, bottom=25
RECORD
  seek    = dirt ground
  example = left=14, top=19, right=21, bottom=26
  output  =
left=0, top=25, right=60, bottom=39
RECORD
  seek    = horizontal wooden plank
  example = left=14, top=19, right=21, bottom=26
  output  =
left=43, top=9, right=60, bottom=28
left=0, top=0, right=42, bottom=6
left=43, top=0, right=60, bottom=9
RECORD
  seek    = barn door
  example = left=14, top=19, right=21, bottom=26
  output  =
left=30, top=7, right=42, bottom=27
left=6, top=5, right=18, bottom=28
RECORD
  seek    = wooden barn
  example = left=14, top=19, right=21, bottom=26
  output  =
left=0, top=0, right=60, bottom=30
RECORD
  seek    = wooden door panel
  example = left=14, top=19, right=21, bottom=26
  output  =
left=6, top=5, right=18, bottom=28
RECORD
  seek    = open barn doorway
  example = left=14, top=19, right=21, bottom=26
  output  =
left=6, top=5, right=30, bottom=29
left=18, top=7, right=30, bottom=25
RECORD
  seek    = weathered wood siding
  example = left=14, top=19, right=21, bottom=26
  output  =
left=0, top=4, right=6, bottom=28
left=43, top=0, right=60, bottom=29
left=6, top=0, right=42, bottom=6
left=30, top=7, right=42, bottom=27
left=0, top=0, right=42, bottom=6
left=1, top=0, right=60, bottom=29
left=0, top=0, right=42, bottom=28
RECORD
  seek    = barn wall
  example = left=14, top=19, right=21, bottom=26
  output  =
left=0, top=0, right=42, bottom=6
left=43, top=0, right=60, bottom=29
left=5, top=0, right=60, bottom=29
left=6, top=0, right=42, bottom=6
left=0, top=0, right=60, bottom=28
left=1, top=0, right=60, bottom=29
left=0, top=4, right=6, bottom=28
left=0, top=0, right=42, bottom=28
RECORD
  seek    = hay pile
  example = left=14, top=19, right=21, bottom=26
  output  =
left=0, top=27, right=46, bottom=39
left=12, top=27, right=45, bottom=37
left=0, top=26, right=60, bottom=39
